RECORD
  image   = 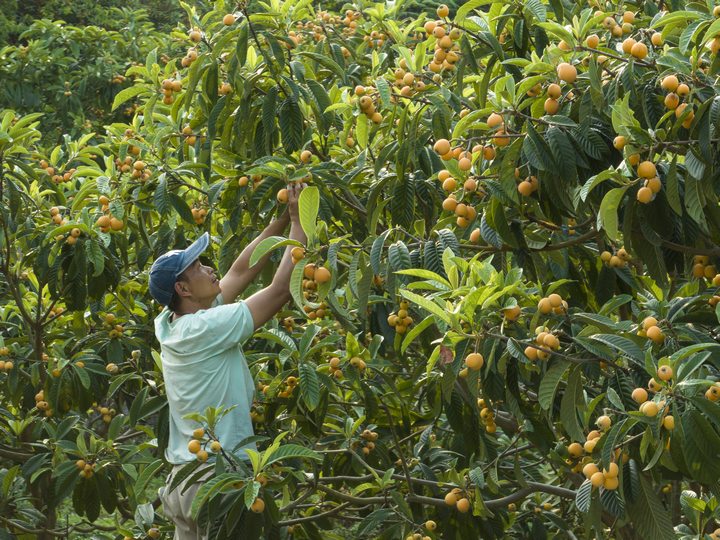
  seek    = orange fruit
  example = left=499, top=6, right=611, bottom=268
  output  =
left=487, top=112, right=503, bottom=128
left=660, top=75, right=679, bottom=92
left=314, top=267, right=331, bottom=283
left=637, top=161, right=656, bottom=178
left=433, top=139, right=451, bottom=155
left=250, top=498, right=265, bottom=513
left=464, top=353, right=484, bottom=370
left=556, top=62, right=577, bottom=83
left=223, top=13, right=235, bottom=25
left=456, top=498, right=471, bottom=513
left=547, top=83, right=562, bottom=99
left=630, top=41, right=648, bottom=59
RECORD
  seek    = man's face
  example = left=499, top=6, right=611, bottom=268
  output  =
left=175, top=259, right=220, bottom=303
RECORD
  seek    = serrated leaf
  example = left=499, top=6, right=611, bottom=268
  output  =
left=627, top=473, right=674, bottom=540
left=575, top=480, right=592, bottom=513
left=299, top=362, right=320, bottom=411
left=538, top=359, right=570, bottom=411
left=249, top=236, right=300, bottom=267
left=597, top=186, right=629, bottom=240
left=298, top=186, right=319, bottom=244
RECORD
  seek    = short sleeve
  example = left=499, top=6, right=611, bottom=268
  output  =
left=192, top=300, right=255, bottom=352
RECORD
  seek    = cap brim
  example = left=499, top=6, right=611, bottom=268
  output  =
left=177, top=232, right=210, bottom=276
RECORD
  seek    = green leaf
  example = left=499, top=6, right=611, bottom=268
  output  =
left=597, top=186, right=629, bottom=240
left=249, top=236, right=301, bottom=267
left=455, top=0, right=493, bottom=23
left=298, top=186, right=319, bottom=244
left=601, top=419, right=628, bottom=469
left=560, top=366, right=585, bottom=442
left=262, top=444, right=322, bottom=467
left=84, top=239, right=105, bottom=277
left=400, top=315, right=434, bottom=354
left=111, top=85, right=149, bottom=112
left=133, top=460, right=166, bottom=502
left=627, top=473, right=675, bottom=540
left=299, top=362, right=320, bottom=411
left=398, top=289, right=451, bottom=325
left=375, top=78, right=391, bottom=107
left=575, top=480, right=592, bottom=513
left=538, top=359, right=570, bottom=411
left=600, top=488, right=625, bottom=518
left=278, top=97, right=304, bottom=153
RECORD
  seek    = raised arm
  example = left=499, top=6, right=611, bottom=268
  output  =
left=245, top=183, right=307, bottom=330
left=219, top=211, right=290, bottom=304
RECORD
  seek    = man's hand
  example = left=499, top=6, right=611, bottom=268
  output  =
left=286, top=182, right=306, bottom=225
left=245, top=182, right=308, bottom=330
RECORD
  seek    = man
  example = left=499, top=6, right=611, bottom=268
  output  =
left=149, top=183, right=306, bottom=539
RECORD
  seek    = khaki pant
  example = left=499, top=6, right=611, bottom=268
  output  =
left=159, top=464, right=211, bottom=540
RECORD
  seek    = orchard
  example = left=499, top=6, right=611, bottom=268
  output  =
left=4, top=0, right=720, bottom=538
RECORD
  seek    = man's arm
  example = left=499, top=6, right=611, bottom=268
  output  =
left=245, top=184, right=307, bottom=330
left=219, top=211, right=290, bottom=304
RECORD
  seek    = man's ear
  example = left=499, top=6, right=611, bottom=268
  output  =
left=174, top=279, right=190, bottom=297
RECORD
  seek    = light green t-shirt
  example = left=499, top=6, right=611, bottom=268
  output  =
left=154, top=294, right=256, bottom=464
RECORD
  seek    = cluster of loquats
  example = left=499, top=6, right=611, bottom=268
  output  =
left=485, top=110, right=511, bottom=148
left=637, top=315, right=664, bottom=344
left=278, top=376, right=298, bottom=399
left=181, top=28, right=203, bottom=67
left=328, top=356, right=344, bottom=380
left=357, top=428, right=378, bottom=456
left=110, top=73, right=126, bottom=84
left=537, top=292, right=568, bottom=315
left=191, top=203, right=208, bottom=225
left=659, top=74, right=694, bottom=129
left=113, top=156, right=150, bottom=183
left=392, top=62, right=425, bottom=99
left=599, top=246, right=632, bottom=268
left=424, top=5, right=462, bottom=76
left=160, top=77, right=183, bottom=105
left=249, top=403, right=265, bottom=424
left=438, top=168, right=480, bottom=228
left=94, top=404, right=117, bottom=424
left=34, top=389, right=52, bottom=416
left=39, top=158, right=76, bottom=184
left=95, top=201, right=124, bottom=233
left=0, top=347, right=15, bottom=372
left=477, top=399, right=496, bottom=434
left=690, top=255, right=720, bottom=285
left=443, top=487, right=471, bottom=513
left=542, top=81, right=565, bottom=115
left=387, top=300, right=413, bottom=334
left=75, top=458, right=96, bottom=479
left=581, top=461, right=621, bottom=491
left=404, top=519, right=436, bottom=540
left=631, top=381, right=674, bottom=426
left=355, top=85, right=383, bottom=124
left=524, top=325, right=561, bottom=362
left=516, top=169, right=540, bottom=198
left=634, top=160, right=662, bottom=204
left=187, top=427, right=222, bottom=463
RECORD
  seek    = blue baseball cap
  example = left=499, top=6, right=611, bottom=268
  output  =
left=149, top=232, right=210, bottom=306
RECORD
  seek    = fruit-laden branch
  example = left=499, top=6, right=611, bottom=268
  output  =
left=313, top=481, right=575, bottom=509
left=576, top=45, right=653, bottom=68
left=277, top=501, right=355, bottom=526
left=460, top=227, right=600, bottom=254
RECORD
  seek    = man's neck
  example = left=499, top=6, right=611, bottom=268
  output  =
left=171, top=298, right=213, bottom=321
